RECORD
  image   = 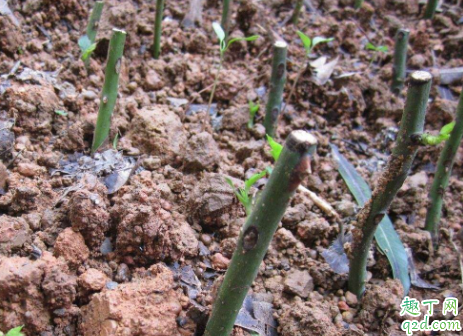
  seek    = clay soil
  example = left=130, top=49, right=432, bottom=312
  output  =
left=1, top=0, right=463, bottom=335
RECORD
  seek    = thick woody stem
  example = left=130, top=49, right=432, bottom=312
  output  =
left=391, top=29, right=410, bottom=95
left=152, top=0, right=165, bottom=59
left=263, top=41, right=288, bottom=137
left=425, top=89, right=463, bottom=245
left=92, top=29, right=126, bottom=153
left=348, top=71, right=432, bottom=297
left=204, top=130, right=317, bottom=336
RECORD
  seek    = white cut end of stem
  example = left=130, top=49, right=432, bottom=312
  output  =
left=291, top=130, right=317, bottom=146
left=275, top=40, right=288, bottom=49
left=411, top=71, right=432, bottom=83
left=112, top=28, right=127, bottom=35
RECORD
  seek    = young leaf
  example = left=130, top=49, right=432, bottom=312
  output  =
left=248, top=101, right=259, bottom=128
left=212, top=22, right=226, bottom=51
left=55, top=109, right=68, bottom=116
left=244, top=170, right=267, bottom=191
left=5, top=326, right=24, bottom=336
left=78, top=35, right=92, bottom=52
left=312, top=36, right=334, bottom=50
left=224, top=35, right=259, bottom=52
left=365, top=42, right=376, bottom=51
left=113, top=132, right=119, bottom=150
left=266, top=135, right=283, bottom=161
left=440, top=121, right=455, bottom=136
left=376, top=45, right=388, bottom=53
left=330, top=144, right=411, bottom=295
left=297, top=30, right=312, bottom=54
left=225, top=177, right=251, bottom=213
left=81, top=42, right=97, bottom=61
left=421, top=121, right=455, bottom=146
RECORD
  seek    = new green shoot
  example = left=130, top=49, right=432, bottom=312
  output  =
left=421, top=122, right=455, bottom=146
left=207, top=22, right=259, bottom=114
left=248, top=101, right=259, bottom=128
left=266, top=134, right=283, bottom=161
left=0, top=326, right=24, bottom=336
left=366, top=42, right=388, bottom=65
left=297, top=31, right=334, bottom=56
left=225, top=170, right=267, bottom=215
left=78, top=35, right=97, bottom=62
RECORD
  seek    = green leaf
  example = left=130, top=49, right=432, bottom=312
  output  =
left=225, top=177, right=252, bottom=215
left=224, top=35, right=259, bottom=52
left=55, top=109, right=68, bottom=116
left=244, top=170, right=267, bottom=191
left=440, top=121, right=455, bottom=137
left=365, top=42, right=377, bottom=51
left=81, top=42, right=97, bottom=61
left=113, top=132, right=119, bottom=150
left=78, top=35, right=92, bottom=52
left=248, top=101, right=259, bottom=128
left=312, top=36, right=334, bottom=50
left=376, top=45, right=388, bottom=53
left=297, top=30, right=312, bottom=54
left=5, top=326, right=24, bottom=336
left=330, top=144, right=411, bottom=296
left=266, top=135, right=283, bottom=161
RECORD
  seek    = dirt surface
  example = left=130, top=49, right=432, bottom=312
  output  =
left=1, top=0, right=463, bottom=335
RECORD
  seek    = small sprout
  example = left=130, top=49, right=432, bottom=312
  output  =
left=78, top=35, right=97, bottom=62
left=366, top=42, right=388, bottom=53
left=296, top=31, right=334, bottom=56
left=266, top=134, right=283, bottom=161
left=225, top=170, right=267, bottom=215
left=113, top=130, right=120, bottom=150
left=248, top=101, right=259, bottom=128
left=421, top=121, right=455, bottom=146
left=0, top=326, right=24, bottom=336
left=55, top=109, right=68, bottom=116
left=207, top=22, right=259, bottom=114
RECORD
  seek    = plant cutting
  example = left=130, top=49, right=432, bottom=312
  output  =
left=263, top=40, right=287, bottom=137
left=78, top=1, right=104, bottom=64
left=354, top=0, right=365, bottom=9
left=92, top=28, right=127, bottom=153
left=348, top=71, right=432, bottom=298
left=425, top=90, right=463, bottom=245
left=290, top=0, right=304, bottom=25
left=424, top=0, right=439, bottom=19
left=152, top=0, right=165, bottom=59
left=391, top=29, right=410, bottom=95
left=207, top=22, right=259, bottom=114
left=205, top=130, right=317, bottom=336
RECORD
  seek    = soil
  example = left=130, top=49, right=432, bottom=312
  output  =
left=1, top=0, right=463, bottom=335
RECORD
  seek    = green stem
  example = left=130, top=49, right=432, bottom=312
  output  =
left=92, top=29, right=127, bottom=153
left=221, top=0, right=233, bottom=38
left=291, top=0, right=304, bottom=25
left=391, top=29, right=410, bottom=95
left=86, top=1, right=104, bottom=43
left=263, top=41, right=288, bottom=138
left=425, top=89, right=463, bottom=245
left=207, top=56, right=223, bottom=115
left=152, top=0, right=165, bottom=59
left=348, top=71, right=432, bottom=298
left=204, top=130, right=317, bottom=336
left=84, top=1, right=104, bottom=67
left=424, top=0, right=439, bottom=19
left=354, top=0, right=364, bottom=9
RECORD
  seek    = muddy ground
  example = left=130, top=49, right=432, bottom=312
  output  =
left=1, top=0, right=463, bottom=335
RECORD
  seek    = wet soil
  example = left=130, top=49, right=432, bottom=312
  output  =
left=1, top=0, right=463, bottom=335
